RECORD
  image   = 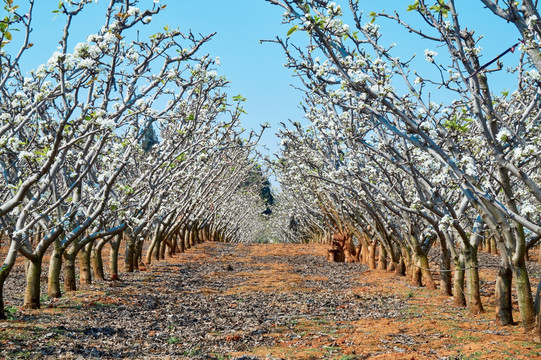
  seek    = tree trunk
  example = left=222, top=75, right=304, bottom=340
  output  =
left=454, top=254, right=466, bottom=307
left=418, top=253, right=437, bottom=290
left=110, top=233, right=121, bottom=277
left=514, top=261, right=536, bottom=333
left=134, top=239, right=143, bottom=270
left=0, top=280, right=5, bottom=320
left=365, top=245, right=371, bottom=265
left=189, top=230, right=195, bottom=247
left=167, top=237, right=173, bottom=257
left=179, top=232, right=185, bottom=253
left=411, top=265, right=422, bottom=287
left=92, top=242, right=105, bottom=281
left=145, top=237, right=157, bottom=265
left=147, top=226, right=161, bottom=264
left=491, top=237, right=498, bottom=255
left=438, top=235, right=452, bottom=296
left=495, top=264, right=514, bottom=326
left=48, top=239, right=63, bottom=298
left=538, top=243, right=541, bottom=265
left=124, top=234, right=135, bottom=272
left=355, top=242, right=362, bottom=263
left=196, top=228, right=201, bottom=244
left=0, top=242, right=18, bottom=319
left=440, top=247, right=452, bottom=296
left=184, top=230, right=191, bottom=250
left=395, top=256, right=405, bottom=276
left=23, top=256, right=43, bottom=309
left=402, top=249, right=412, bottom=281
left=159, top=235, right=167, bottom=259
left=170, top=233, right=177, bottom=256
left=410, top=254, right=422, bottom=287
left=465, top=250, right=484, bottom=314
left=63, top=250, right=77, bottom=292
left=368, top=245, right=376, bottom=270
left=79, top=242, right=92, bottom=285
left=378, top=245, right=387, bottom=270
left=203, top=226, right=209, bottom=242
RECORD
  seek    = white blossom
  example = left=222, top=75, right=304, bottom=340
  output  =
left=127, top=7, right=141, bottom=16
left=496, top=128, right=511, bottom=143
left=527, top=15, right=538, bottom=29
left=520, top=204, right=537, bottom=217
left=18, top=150, right=34, bottom=160
left=424, top=49, right=437, bottom=63
left=79, top=58, right=95, bottom=69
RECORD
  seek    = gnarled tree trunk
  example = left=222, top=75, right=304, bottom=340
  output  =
left=419, top=254, right=436, bottom=290
left=23, top=256, right=44, bottom=309
left=440, top=237, right=452, bottom=296
left=514, top=260, right=536, bottom=333
left=48, top=238, right=63, bottom=298
left=495, top=264, right=513, bottom=326
left=63, top=246, right=77, bottom=292
left=110, top=233, right=121, bottom=277
left=0, top=240, right=18, bottom=319
left=79, top=241, right=93, bottom=285
left=454, top=253, right=466, bottom=307
left=465, top=248, right=484, bottom=314
left=410, top=254, right=422, bottom=287
left=368, top=244, right=376, bottom=270
left=92, top=239, right=107, bottom=281
left=124, top=233, right=135, bottom=272
left=378, top=245, right=387, bottom=270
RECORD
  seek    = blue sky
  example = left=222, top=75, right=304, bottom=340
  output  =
left=12, top=0, right=523, bottom=159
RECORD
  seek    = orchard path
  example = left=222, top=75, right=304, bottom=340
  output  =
left=1, top=242, right=540, bottom=359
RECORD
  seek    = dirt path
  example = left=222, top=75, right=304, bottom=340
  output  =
left=1, top=242, right=540, bottom=359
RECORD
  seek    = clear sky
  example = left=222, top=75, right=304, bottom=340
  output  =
left=12, top=0, right=523, bottom=160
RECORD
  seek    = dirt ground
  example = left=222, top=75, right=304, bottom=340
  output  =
left=1, top=242, right=541, bottom=359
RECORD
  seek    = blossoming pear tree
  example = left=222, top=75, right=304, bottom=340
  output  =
left=267, top=0, right=541, bottom=335
left=0, top=0, right=269, bottom=319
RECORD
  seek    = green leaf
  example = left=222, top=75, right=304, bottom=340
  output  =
left=407, top=1, right=419, bottom=11
left=232, top=94, right=246, bottom=102
left=176, top=153, right=186, bottom=162
left=4, top=31, right=11, bottom=40
left=443, top=117, right=472, bottom=132
left=287, top=25, right=298, bottom=37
